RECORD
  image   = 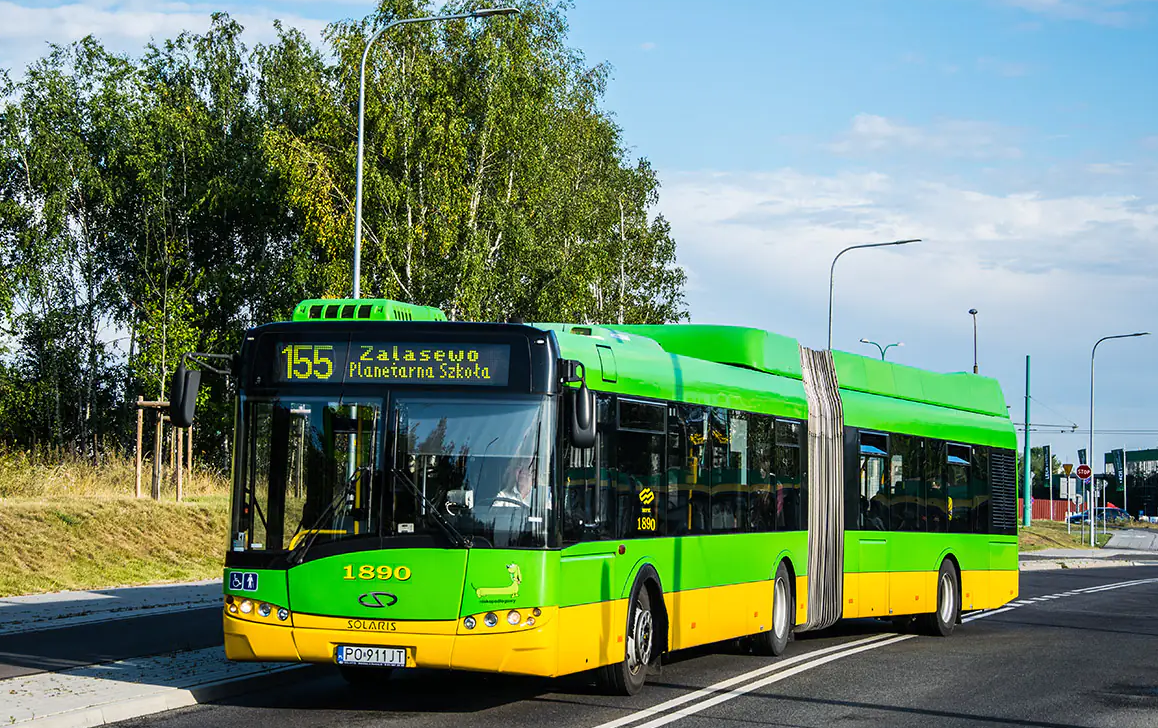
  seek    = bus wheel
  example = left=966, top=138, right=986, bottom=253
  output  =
left=338, top=665, right=393, bottom=686
left=599, top=583, right=654, bottom=695
left=920, top=561, right=958, bottom=637
left=753, top=561, right=794, bottom=656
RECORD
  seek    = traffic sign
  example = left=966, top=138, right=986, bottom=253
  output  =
left=1062, top=463, right=1074, bottom=477
left=1076, top=464, right=1092, bottom=481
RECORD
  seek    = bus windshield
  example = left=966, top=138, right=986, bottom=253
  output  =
left=232, top=391, right=555, bottom=554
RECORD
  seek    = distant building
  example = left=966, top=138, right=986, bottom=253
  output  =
left=1102, top=448, right=1158, bottom=518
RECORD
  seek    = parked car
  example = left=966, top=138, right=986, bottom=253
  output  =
left=1067, top=507, right=1133, bottom=524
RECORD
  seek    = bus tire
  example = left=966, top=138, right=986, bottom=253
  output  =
left=752, top=561, right=794, bottom=656
left=920, top=561, right=959, bottom=637
left=338, top=665, right=393, bottom=686
left=598, top=578, right=656, bottom=696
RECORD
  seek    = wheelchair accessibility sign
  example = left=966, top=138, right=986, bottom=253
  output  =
left=229, top=571, right=259, bottom=592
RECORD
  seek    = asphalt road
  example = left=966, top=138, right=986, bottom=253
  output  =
left=0, top=606, right=222, bottom=680
left=113, top=565, right=1158, bottom=728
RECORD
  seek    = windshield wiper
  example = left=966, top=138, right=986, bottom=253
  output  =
left=288, top=466, right=369, bottom=564
left=392, top=467, right=472, bottom=549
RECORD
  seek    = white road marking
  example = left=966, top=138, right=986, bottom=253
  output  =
left=962, top=606, right=1016, bottom=622
left=590, top=634, right=896, bottom=728
left=592, top=573, right=1158, bottom=728
left=626, top=635, right=914, bottom=728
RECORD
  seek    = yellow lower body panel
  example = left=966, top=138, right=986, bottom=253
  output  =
left=842, top=569, right=1019, bottom=619
left=224, top=610, right=561, bottom=677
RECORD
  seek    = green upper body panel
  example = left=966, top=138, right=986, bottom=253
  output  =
left=608, top=324, right=803, bottom=379
left=832, top=350, right=1009, bottom=418
left=536, top=323, right=809, bottom=420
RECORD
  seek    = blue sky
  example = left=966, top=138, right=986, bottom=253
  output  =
left=3, top=0, right=1157, bottom=471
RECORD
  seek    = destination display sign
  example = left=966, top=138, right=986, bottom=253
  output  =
left=274, top=342, right=510, bottom=387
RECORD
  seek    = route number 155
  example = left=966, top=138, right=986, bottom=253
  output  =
left=281, top=345, right=335, bottom=381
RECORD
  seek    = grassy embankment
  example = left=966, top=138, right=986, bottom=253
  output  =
left=1019, top=518, right=1115, bottom=551
left=0, top=448, right=230, bottom=597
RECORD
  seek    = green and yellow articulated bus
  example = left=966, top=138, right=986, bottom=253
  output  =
left=186, top=298, right=1018, bottom=695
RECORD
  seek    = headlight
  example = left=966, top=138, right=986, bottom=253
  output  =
left=464, top=616, right=477, bottom=630
left=239, top=599, right=253, bottom=614
left=526, top=617, right=535, bottom=627
left=484, top=612, right=498, bottom=628
left=507, top=610, right=521, bottom=626
left=532, top=607, right=542, bottom=617
left=258, top=603, right=272, bottom=617
left=277, top=608, right=290, bottom=621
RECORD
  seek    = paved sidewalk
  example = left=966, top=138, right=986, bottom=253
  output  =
left=0, top=580, right=222, bottom=636
left=2, top=647, right=303, bottom=727
left=1019, top=546, right=1158, bottom=571
left=1105, top=530, right=1158, bottom=551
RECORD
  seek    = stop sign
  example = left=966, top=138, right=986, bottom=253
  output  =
left=1076, top=464, right=1092, bottom=480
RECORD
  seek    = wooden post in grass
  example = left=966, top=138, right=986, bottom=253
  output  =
left=175, top=426, right=183, bottom=502
left=136, top=399, right=171, bottom=501
left=135, top=400, right=144, bottom=498
left=187, top=426, right=194, bottom=483
left=152, top=412, right=163, bottom=500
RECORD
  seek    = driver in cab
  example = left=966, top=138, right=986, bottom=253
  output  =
left=493, top=457, right=535, bottom=508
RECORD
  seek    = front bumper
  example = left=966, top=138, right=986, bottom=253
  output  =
left=223, top=608, right=561, bottom=677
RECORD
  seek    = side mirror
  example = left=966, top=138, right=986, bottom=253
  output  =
left=169, top=360, right=201, bottom=428
left=567, top=380, right=596, bottom=449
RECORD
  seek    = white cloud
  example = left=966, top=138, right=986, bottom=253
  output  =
left=1085, top=162, right=1134, bottom=174
left=0, top=1, right=329, bottom=75
left=658, top=167, right=1158, bottom=457
left=826, top=113, right=1023, bottom=159
left=640, top=41, right=656, bottom=51
left=977, top=56, right=1033, bottom=77
left=1000, top=0, right=1157, bottom=26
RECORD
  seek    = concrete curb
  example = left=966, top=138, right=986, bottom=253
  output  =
left=1019, top=559, right=1158, bottom=572
left=15, top=664, right=311, bottom=728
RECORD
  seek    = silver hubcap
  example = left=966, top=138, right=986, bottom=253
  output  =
left=939, top=573, right=955, bottom=624
left=773, top=577, right=789, bottom=640
left=627, top=604, right=653, bottom=673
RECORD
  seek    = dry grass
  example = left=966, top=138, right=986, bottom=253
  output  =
left=0, top=446, right=229, bottom=499
left=0, top=447, right=233, bottom=596
left=1019, top=519, right=1111, bottom=551
left=0, top=496, right=231, bottom=597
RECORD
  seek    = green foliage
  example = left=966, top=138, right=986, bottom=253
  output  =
left=0, top=2, right=685, bottom=465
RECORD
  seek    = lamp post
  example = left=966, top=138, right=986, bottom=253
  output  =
left=352, top=7, right=519, bottom=298
left=969, top=308, right=978, bottom=374
left=859, top=339, right=903, bottom=361
left=828, top=239, right=922, bottom=350
left=1088, top=331, right=1149, bottom=546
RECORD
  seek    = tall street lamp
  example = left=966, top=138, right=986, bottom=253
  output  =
left=352, top=7, right=520, bottom=298
left=859, top=339, right=903, bottom=361
left=969, top=308, right=978, bottom=374
left=1088, top=331, right=1149, bottom=546
left=828, top=239, right=922, bottom=350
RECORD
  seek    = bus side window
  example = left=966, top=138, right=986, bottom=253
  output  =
left=710, top=408, right=744, bottom=533
left=747, top=413, right=776, bottom=532
left=561, top=394, right=614, bottom=544
left=924, top=440, right=948, bottom=532
left=668, top=404, right=710, bottom=535
left=890, top=434, right=924, bottom=531
left=972, top=446, right=991, bottom=533
left=947, top=444, right=973, bottom=533
left=776, top=420, right=806, bottom=531
left=858, top=431, right=889, bottom=531
left=616, top=399, right=666, bottom=539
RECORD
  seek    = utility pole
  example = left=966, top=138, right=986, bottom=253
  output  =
left=1022, top=355, right=1032, bottom=528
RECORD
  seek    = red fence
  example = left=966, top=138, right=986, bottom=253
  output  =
left=1017, top=498, right=1076, bottom=521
